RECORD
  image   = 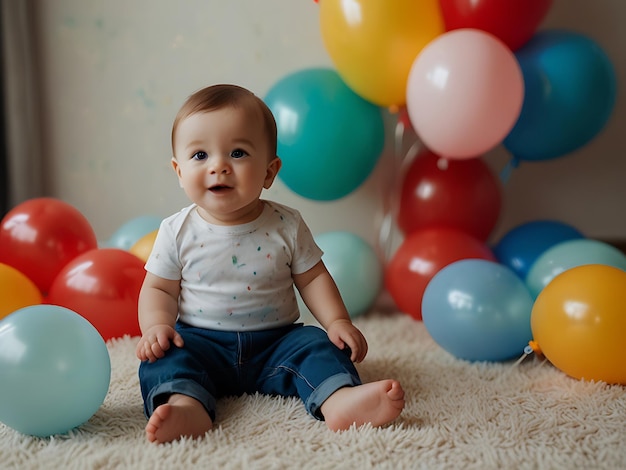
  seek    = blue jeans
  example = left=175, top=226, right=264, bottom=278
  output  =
left=138, top=322, right=361, bottom=422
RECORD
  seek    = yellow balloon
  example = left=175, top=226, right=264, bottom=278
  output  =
left=531, top=264, right=626, bottom=384
left=319, top=0, right=444, bottom=108
left=129, top=229, right=158, bottom=263
left=0, top=263, right=43, bottom=320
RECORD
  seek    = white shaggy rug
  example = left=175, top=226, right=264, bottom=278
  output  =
left=1, top=312, right=625, bottom=469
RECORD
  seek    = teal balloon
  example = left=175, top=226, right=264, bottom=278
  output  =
left=504, top=30, right=616, bottom=161
left=315, top=231, right=382, bottom=318
left=422, top=259, right=533, bottom=362
left=0, top=305, right=111, bottom=437
left=106, top=215, right=162, bottom=250
left=526, top=239, right=626, bottom=298
left=265, top=68, right=385, bottom=200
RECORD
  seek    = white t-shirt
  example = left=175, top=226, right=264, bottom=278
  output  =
left=145, top=200, right=323, bottom=331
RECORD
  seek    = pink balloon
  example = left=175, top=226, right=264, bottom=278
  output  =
left=406, top=29, right=524, bottom=160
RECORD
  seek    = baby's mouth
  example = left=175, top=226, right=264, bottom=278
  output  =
left=208, top=184, right=232, bottom=193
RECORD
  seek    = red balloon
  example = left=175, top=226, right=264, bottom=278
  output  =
left=385, top=228, right=495, bottom=321
left=398, top=149, right=501, bottom=241
left=0, top=198, right=98, bottom=295
left=439, top=0, right=553, bottom=51
left=47, top=248, right=145, bottom=341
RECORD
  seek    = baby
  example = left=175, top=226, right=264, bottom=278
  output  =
left=136, top=84, right=404, bottom=443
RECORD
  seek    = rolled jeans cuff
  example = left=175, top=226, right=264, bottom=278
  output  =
left=305, top=372, right=361, bottom=421
left=144, top=378, right=217, bottom=421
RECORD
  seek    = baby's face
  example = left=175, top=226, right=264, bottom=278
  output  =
left=171, top=106, right=281, bottom=225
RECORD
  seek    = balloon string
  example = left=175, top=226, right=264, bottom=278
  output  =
left=511, top=342, right=547, bottom=369
left=378, top=117, right=422, bottom=264
left=499, top=153, right=520, bottom=185
left=511, top=345, right=534, bottom=368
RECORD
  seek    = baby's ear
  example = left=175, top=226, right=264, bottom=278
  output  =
left=264, top=156, right=282, bottom=189
left=171, top=158, right=184, bottom=188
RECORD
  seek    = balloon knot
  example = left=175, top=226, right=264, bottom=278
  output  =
left=528, top=340, right=543, bottom=358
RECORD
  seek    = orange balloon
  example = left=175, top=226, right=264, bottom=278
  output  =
left=129, top=229, right=158, bottom=263
left=319, top=0, right=444, bottom=107
left=531, top=264, right=626, bottom=384
left=0, top=263, right=43, bottom=320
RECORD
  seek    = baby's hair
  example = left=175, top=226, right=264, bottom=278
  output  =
left=171, top=84, right=278, bottom=156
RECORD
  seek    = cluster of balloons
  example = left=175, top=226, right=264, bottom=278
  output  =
left=308, top=0, right=623, bottom=385
left=0, top=197, right=164, bottom=436
left=418, top=218, right=626, bottom=384
left=317, top=0, right=616, bottom=163
left=0, top=198, right=157, bottom=342
left=263, top=2, right=615, bottom=206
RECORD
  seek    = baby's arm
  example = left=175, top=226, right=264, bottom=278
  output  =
left=135, top=272, right=184, bottom=362
left=294, top=261, right=368, bottom=362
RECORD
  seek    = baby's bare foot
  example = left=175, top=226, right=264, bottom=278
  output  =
left=146, top=394, right=213, bottom=443
left=321, top=380, right=405, bottom=431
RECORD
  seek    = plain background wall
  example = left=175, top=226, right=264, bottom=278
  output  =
left=32, top=1, right=625, bottom=254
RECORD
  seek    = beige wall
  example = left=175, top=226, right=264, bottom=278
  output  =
left=32, top=0, right=625, bottom=250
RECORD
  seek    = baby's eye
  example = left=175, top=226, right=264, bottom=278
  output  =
left=230, top=149, right=248, bottom=159
left=192, top=151, right=208, bottom=161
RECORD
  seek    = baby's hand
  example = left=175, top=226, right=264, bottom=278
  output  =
left=327, top=319, right=368, bottom=363
left=136, top=324, right=184, bottom=362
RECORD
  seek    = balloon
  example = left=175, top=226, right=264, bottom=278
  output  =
left=0, top=263, right=42, bottom=320
left=0, top=305, right=110, bottom=436
left=265, top=68, right=384, bottom=200
left=504, top=30, right=617, bottom=161
left=439, top=0, right=553, bottom=51
left=526, top=239, right=626, bottom=299
left=0, top=198, right=98, bottom=294
left=129, top=229, right=158, bottom=263
left=422, top=259, right=533, bottom=362
left=493, top=220, right=584, bottom=280
left=398, top=149, right=501, bottom=241
left=385, top=228, right=495, bottom=321
left=47, top=248, right=145, bottom=340
left=531, top=264, right=626, bottom=384
left=406, top=29, right=524, bottom=159
left=319, top=0, right=443, bottom=107
left=315, top=231, right=382, bottom=318
left=106, top=215, right=162, bottom=250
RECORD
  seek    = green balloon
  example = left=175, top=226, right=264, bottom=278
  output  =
left=526, top=239, right=626, bottom=299
left=315, top=231, right=382, bottom=318
left=265, top=68, right=385, bottom=201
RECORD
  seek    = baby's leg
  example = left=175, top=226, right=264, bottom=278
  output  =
left=146, top=394, right=213, bottom=443
left=320, top=379, right=405, bottom=431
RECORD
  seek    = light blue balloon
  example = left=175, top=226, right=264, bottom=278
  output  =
left=105, top=215, right=162, bottom=250
left=526, top=239, right=626, bottom=298
left=422, top=259, right=533, bottom=362
left=264, top=68, right=385, bottom=201
left=504, top=30, right=616, bottom=161
left=0, top=305, right=111, bottom=437
left=493, top=220, right=584, bottom=280
left=315, top=231, right=382, bottom=318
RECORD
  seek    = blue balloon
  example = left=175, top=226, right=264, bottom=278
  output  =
left=0, top=305, right=111, bottom=437
left=422, top=259, right=533, bottom=362
left=315, top=231, right=382, bottom=318
left=526, top=239, right=626, bottom=298
left=106, top=215, right=162, bottom=250
left=264, top=68, right=385, bottom=200
left=493, top=220, right=584, bottom=280
left=504, top=30, right=616, bottom=161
